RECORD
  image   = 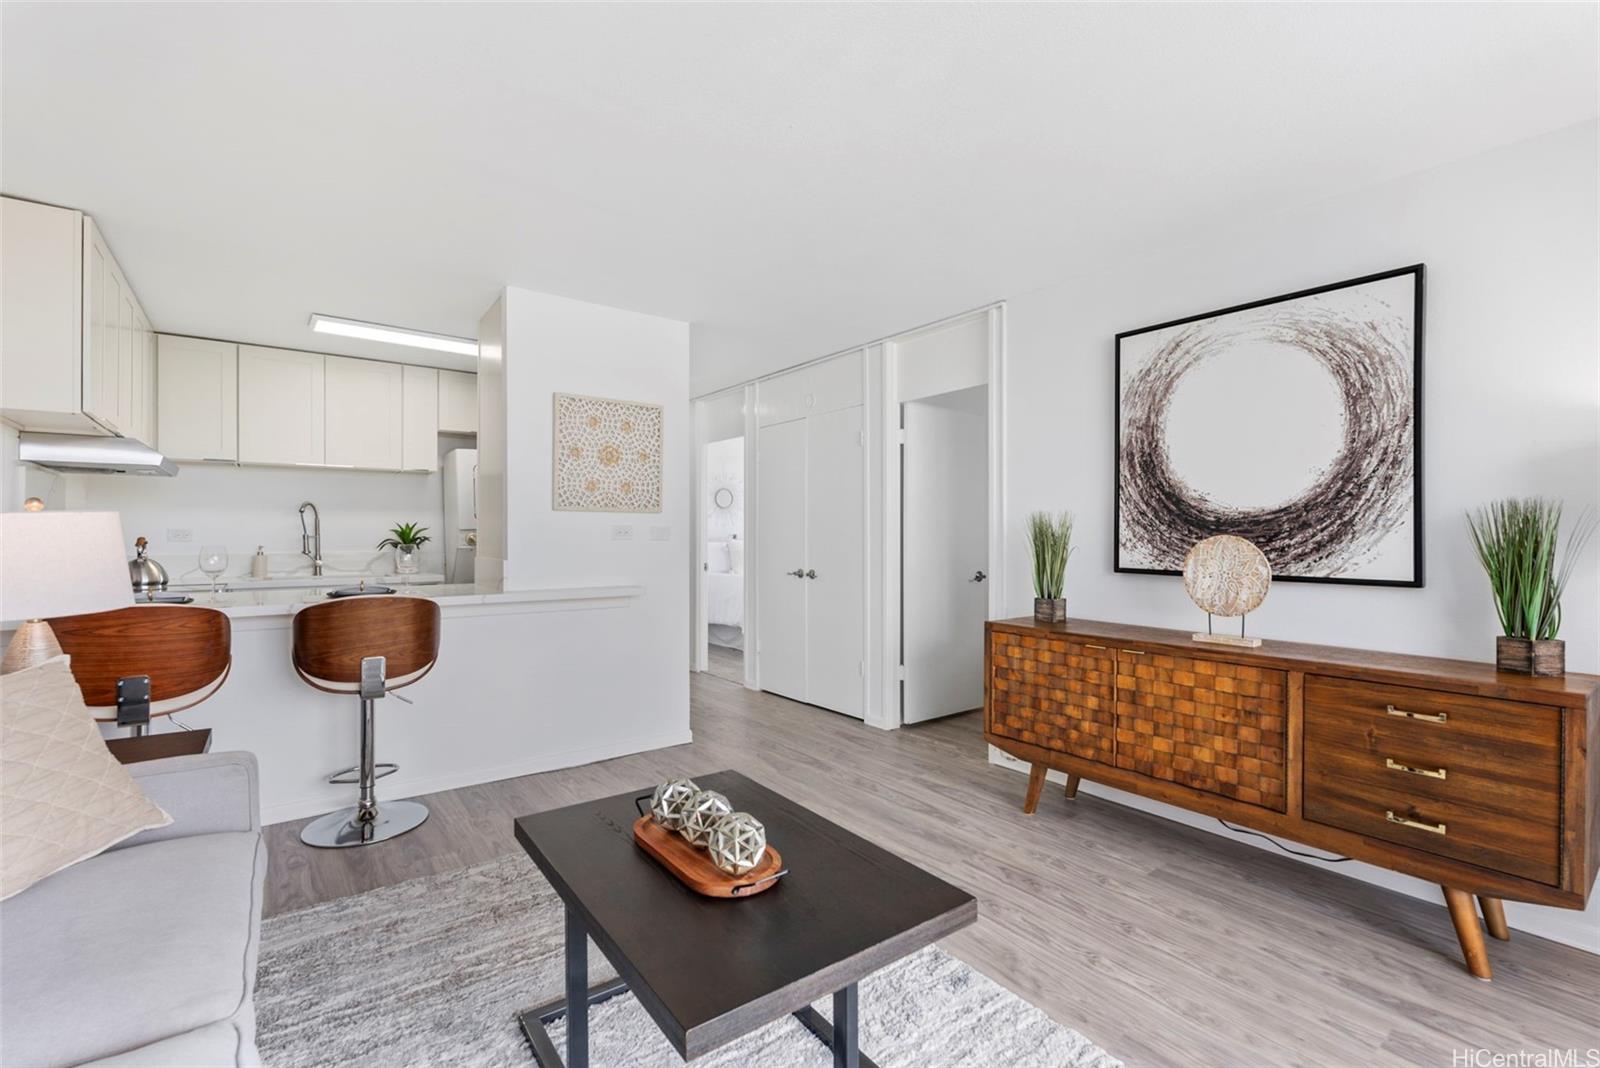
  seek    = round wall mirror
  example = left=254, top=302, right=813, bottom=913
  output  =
left=713, top=487, right=735, bottom=510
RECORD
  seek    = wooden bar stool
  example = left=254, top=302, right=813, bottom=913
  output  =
left=292, top=596, right=440, bottom=848
left=48, top=605, right=232, bottom=735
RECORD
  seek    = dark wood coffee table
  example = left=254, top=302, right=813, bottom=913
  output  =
left=512, top=769, right=977, bottom=1067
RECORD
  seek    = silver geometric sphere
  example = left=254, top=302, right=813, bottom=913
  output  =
left=706, top=811, right=767, bottom=875
left=678, top=789, right=732, bottom=846
left=649, top=778, right=699, bottom=829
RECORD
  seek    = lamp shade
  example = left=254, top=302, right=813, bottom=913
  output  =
left=1, top=511, right=130, bottom=622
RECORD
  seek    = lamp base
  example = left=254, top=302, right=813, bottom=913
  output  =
left=2, top=620, right=64, bottom=674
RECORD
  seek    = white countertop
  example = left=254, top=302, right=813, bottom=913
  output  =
left=177, top=581, right=645, bottom=618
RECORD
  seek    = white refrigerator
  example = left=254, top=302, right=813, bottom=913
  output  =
left=442, top=448, right=477, bottom=584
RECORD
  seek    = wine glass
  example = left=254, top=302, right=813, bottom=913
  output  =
left=199, top=545, right=229, bottom=601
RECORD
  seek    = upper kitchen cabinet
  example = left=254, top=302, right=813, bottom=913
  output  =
left=157, top=335, right=238, bottom=462
left=438, top=368, right=477, bottom=434
left=401, top=364, right=439, bottom=471
left=324, top=354, right=403, bottom=469
left=238, top=346, right=325, bottom=466
left=1, top=197, right=155, bottom=441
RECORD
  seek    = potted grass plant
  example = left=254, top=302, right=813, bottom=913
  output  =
left=378, top=521, right=431, bottom=577
left=1026, top=511, right=1074, bottom=623
left=1467, top=498, right=1594, bottom=676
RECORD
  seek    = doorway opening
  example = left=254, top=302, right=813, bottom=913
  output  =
left=900, top=384, right=989, bottom=723
left=704, top=435, right=745, bottom=684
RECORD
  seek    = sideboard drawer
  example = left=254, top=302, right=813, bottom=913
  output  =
left=1303, top=676, right=1562, bottom=884
left=988, top=632, right=1116, bottom=764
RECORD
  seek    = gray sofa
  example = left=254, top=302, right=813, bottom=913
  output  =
left=1, top=752, right=265, bottom=1067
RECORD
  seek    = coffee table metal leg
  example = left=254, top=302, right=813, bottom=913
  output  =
left=515, top=905, right=630, bottom=1067
left=793, top=982, right=875, bottom=1068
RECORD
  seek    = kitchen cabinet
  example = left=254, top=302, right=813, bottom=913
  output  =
left=157, top=335, right=238, bottom=462
left=401, top=364, right=438, bottom=471
left=0, top=197, right=154, bottom=441
left=324, top=354, right=403, bottom=469
left=438, top=369, right=477, bottom=434
left=238, top=346, right=325, bottom=466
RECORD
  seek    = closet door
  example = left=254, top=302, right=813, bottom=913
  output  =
left=804, top=404, right=864, bottom=719
left=756, top=416, right=808, bottom=703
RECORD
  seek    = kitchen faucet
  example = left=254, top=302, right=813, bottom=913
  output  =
left=298, top=501, right=323, bottom=576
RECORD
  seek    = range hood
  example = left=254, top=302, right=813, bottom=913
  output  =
left=18, top=433, right=178, bottom=477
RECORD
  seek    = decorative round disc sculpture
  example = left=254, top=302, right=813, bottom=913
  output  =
left=706, top=812, right=767, bottom=876
left=678, top=789, right=732, bottom=846
left=649, top=778, right=699, bottom=829
left=1183, top=535, right=1271, bottom=616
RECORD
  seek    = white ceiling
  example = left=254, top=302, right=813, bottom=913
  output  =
left=3, top=3, right=1595, bottom=389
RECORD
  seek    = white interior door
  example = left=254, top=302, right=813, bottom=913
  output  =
left=902, top=386, right=988, bottom=723
left=805, top=404, right=864, bottom=719
left=756, top=417, right=808, bottom=702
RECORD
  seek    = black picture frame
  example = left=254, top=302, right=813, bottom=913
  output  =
left=1113, top=264, right=1425, bottom=588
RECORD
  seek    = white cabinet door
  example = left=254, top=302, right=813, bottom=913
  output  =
left=401, top=364, right=439, bottom=471
left=756, top=417, right=808, bottom=703
left=83, top=224, right=122, bottom=435
left=0, top=197, right=84, bottom=428
left=157, top=335, right=238, bottom=461
left=438, top=369, right=477, bottom=434
left=238, top=346, right=324, bottom=465
left=324, top=355, right=403, bottom=470
left=803, top=404, right=864, bottom=719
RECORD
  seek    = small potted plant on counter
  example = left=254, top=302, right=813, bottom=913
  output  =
left=1467, top=498, right=1594, bottom=676
left=378, top=522, right=431, bottom=578
left=1027, top=511, right=1073, bottom=623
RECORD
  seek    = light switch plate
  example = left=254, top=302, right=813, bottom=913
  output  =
left=611, top=524, right=635, bottom=542
left=649, top=526, right=671, bottom=541
left=167, top=528, right=194, bottom=543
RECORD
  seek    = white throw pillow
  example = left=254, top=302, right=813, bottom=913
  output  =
left=0, top=655, right=170, bottom=901
left=728, top=539, right=745, bottom=574
left=706, top=540, right=732, bottom=574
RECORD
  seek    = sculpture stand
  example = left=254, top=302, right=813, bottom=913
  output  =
left=1192, top=611, right=1263, bottom=648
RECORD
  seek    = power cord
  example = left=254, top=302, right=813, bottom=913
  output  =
left=1218, top=819, right=1351, bottom=863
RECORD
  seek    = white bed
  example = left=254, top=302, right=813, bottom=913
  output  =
left=705, top=540, right=744, bottom=628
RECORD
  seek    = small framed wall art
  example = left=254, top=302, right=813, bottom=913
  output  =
left=553, top=392, right=664, bottom=512
left=1115, top=265, right=1424, bottom=587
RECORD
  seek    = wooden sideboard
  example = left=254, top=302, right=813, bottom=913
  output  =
left=984, top=617, right=1600, bottom=980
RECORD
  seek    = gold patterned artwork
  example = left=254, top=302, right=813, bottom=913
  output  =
left=552, top=393, right=663, bottom=512
left=1183, top=535, right=1272, bottom=617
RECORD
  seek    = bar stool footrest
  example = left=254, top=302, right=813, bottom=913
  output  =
left=325, top=762, right=399, bottom=785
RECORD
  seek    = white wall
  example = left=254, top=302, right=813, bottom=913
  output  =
left=704, top=436, right=743, bottom=544
left=486, top=286, right=693, bottom=742
left=1002, top=120, right=1599, bottom=949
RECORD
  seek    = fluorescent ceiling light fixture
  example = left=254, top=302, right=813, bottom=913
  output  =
left=308, top=313, right=477, bottom=357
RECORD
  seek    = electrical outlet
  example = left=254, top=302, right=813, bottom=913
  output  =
left=611, top=524, right=635, bottom=542
left=166, top=528, right=194, bottom=543
left=649, top=525, right=671, bottom=542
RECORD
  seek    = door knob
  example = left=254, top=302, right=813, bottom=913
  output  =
left=972, top=570, right=987, bottom=582
left=787, top=569, right=806, bottom=578
left=805, top=569, right=817, bottom=579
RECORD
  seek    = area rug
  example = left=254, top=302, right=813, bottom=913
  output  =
left=257, top=852, right=1120, bottom=1068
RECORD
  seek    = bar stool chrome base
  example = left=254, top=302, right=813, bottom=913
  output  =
left=300, top=799, right=429, bottom=848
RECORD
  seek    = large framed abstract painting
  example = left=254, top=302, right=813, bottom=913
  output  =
left=1115, top=265, right=1424, bottom=587
left=553, top=393, right=664, bottom=512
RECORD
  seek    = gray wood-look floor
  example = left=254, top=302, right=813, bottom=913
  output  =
left=706, top=643, right=744, bottom=684
left=264, top=672, right=1600, bottom=1067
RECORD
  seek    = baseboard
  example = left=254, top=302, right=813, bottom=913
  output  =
left=987, top=746, right=1600, bottom=955
left=262, top=728, right=695, bottom=825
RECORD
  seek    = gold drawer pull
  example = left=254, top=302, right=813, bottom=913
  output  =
left=1083, top=644, right=1109, bottom=651
left=1119, top=649, right=1145, bottom=656
left=1386, top=758, right=1446, bottom=780
left=1386, top=810, right=1446, bottom=835
left=1385, top=704, right=1446, bottom=724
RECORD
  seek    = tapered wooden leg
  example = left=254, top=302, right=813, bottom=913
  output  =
left=1022, top=763, right=1047, bottom=814
left=1478, top=896, right=1510, bottom=940
left=1064, top=774, right=1081, bottom=799
left=1443, top=886, right=1492, bottom=980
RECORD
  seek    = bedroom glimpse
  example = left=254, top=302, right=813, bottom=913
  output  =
left=704, top=434, right=745, bottom=683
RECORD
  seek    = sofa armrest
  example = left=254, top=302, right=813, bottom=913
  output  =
left=110, top=751, right=261, bottom=850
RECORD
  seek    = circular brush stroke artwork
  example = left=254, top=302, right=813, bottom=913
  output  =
left=1118, top=271, right=1419, bottom=581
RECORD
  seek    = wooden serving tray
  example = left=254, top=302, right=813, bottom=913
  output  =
left=632, top=816, right=785, bottom=898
